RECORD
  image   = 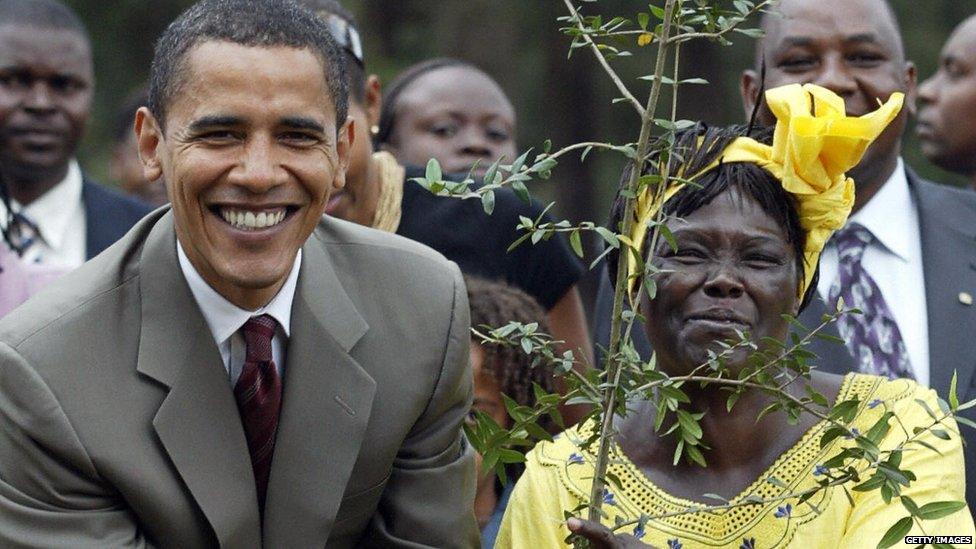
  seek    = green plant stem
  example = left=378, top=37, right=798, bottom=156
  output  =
left=585, top=0, right=680, bottom=524
left=666, top=0, right=777, bottom=45
left=561, top=0, right=645, bottom=116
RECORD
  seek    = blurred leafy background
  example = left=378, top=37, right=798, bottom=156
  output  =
left=65, top=0, right=973, bottom=301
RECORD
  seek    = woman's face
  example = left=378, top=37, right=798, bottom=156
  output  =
left=384, top=66, right=517, bottom=179
left=642, top=189, right=800, bottom=374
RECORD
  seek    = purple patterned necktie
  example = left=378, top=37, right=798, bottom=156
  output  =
left=234, top=314, right=282, bottom=517
left=827, top=223, right=914, bottom=379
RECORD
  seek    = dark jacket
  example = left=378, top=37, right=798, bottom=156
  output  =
left=82, top=175, right=153, bottom=259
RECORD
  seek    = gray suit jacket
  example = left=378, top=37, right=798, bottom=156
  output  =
left=592, top=169, right=976, bottom=510
left=0, top=208, right=479, bottom=548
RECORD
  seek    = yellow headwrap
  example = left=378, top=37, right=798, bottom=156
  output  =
left=627, top=83, right=904, bottom=300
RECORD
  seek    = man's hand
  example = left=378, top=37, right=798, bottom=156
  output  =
left=566, top=518, right=658, bottom=549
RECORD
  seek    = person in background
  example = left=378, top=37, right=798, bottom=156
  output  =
left=0, top=174, right=63, bottom=316
left=466, top=276, right=557, bottom=548
left=917, top=14, right=976, bottom=189
left=110, top=86, right=167, bottom=207
left=0, top=0, right=150, bottom=269
left=299, top=1, right=592, bottom=424
left=377, top=58, right=516, bottom=181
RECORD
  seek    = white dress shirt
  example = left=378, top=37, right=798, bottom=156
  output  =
left=0, top=160, right=86, bottom=269
left=177, top=241, right=301, bottom=386
left=816, top=158, right=930, bottom=386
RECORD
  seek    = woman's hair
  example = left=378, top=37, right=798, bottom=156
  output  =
left=606, top=123, right=819, bottom=311
left=466, top=276, right=557, bottom=422
left=375, top=57, right=478, bottom=146
left=296, top=0, right=367, bottom=104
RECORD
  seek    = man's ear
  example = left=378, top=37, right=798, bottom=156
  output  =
left=740, top=69, right=761, bottom=120
left=903, top=61, right=919, bottom=118
left=365, top=74, right=382, bottom=128
left=334, top=118, right=353, bottom=191
left=134, top=107, right=164, bottom=183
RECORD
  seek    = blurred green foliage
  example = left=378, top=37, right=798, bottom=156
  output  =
left=65, top=0, right=971, bottom=225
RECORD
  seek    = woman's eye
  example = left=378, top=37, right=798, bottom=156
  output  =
left=429, top=124, right=457, bottom=138
left=486, top=127, right=510, bottom=142
left=665, top=248, right=706, bottom=263
left=744, top=253, right=783, bottom=268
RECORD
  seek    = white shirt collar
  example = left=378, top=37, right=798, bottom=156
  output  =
left=846, top=157, right=914, bottom=262
left=177, top=240, right=300, bottom=349
left=0, top=160, right=83, bottom=250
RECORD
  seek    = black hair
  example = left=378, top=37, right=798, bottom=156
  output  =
left=376, top=57, right=477, bottom=146
left=148, top=0, right=347, bottom=131
left=606, top=124, right=819, bottom=312
left=0, top=0, right=89, bottom=42
left=113, top=86, right=149, bottom=145
left=466, top=275, right=557, bottom=487
left=295, top=0, right=366, bottom=104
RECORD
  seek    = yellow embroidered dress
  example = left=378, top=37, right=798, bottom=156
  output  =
left=496, top=374, right=974, bottom=548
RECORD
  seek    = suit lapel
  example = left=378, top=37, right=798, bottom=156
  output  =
left=796, top=295, right=856, bottom=376
left=135, top=213, right=261, bottom=548
left=263, top=229, right=375, bottom=547
left=912, top=172, right=976, bottom=396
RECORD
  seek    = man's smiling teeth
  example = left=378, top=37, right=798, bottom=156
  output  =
left=219, top=208, right=287, bottom=230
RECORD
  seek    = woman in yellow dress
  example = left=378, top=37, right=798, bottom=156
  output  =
left=495, top=84, right=975, bottom=548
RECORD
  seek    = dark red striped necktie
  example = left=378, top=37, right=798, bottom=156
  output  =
left=234, top=314, right=282, bottom=517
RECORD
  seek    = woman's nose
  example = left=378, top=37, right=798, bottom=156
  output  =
left=458, top=128, right=492, bottom=157
left=702, top=266, right=745, bottom=299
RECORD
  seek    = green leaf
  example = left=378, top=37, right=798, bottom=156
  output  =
left=917, top=500, right=966, bottom=520
left=569, top=230, right=584, bottom=258
left=481, top=190, right=495, bottom=215
left=900, top=495, right=920, bottom=516
left=658, top=224, right=678, bottom=252
left=637, top=12, right=649, bottom=30
left=425, top=158, right=442, bottom=182
left=733, top=27, right=764, bottom=38
left=511, top=180, right=531, bottom=203
left=950, top=370, right=960, bottom=411
left=930, top=429, right=951, bottom=441
left=877, top=516, right=913, bottom=549
left=483, top=158, right=502, bottom=186
left=595, top=227, right=620, bottom=248
left=684, top=443, right=707, bottom=467
left=676, top=409, right=703, bottom=439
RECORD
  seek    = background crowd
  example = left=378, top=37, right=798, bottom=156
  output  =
left=1, top=0, right=975, bottom=546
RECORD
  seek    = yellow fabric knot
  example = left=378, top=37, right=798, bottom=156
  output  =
left=627, top=83, right=904, bottom=300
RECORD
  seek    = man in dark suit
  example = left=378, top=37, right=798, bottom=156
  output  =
left=917, top=14, right=976, bottom=190
left=0, top=0, right=150, bottom=268
left=594, top=0, right=976, bottom=509
left=0, top=0, right=478, bottom=546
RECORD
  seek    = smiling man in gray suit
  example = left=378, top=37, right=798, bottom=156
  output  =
left=0, top=0, right=478, bottom=547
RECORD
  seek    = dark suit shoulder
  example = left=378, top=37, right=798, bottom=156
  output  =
left=0, top=209, right=163, bottom=350
left=910, top=170, right=976, bottom=214
left=82, top=177, right=153, bottom=220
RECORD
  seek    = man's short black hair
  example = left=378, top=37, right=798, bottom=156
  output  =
left=148, top=0, right=348, bottom=131
left=296, top=0, right=367, bottom=104
left=0, top=0, right=89, bottom=41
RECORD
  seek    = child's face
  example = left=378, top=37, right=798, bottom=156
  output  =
left=469, top=343, right=509, bottom=429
